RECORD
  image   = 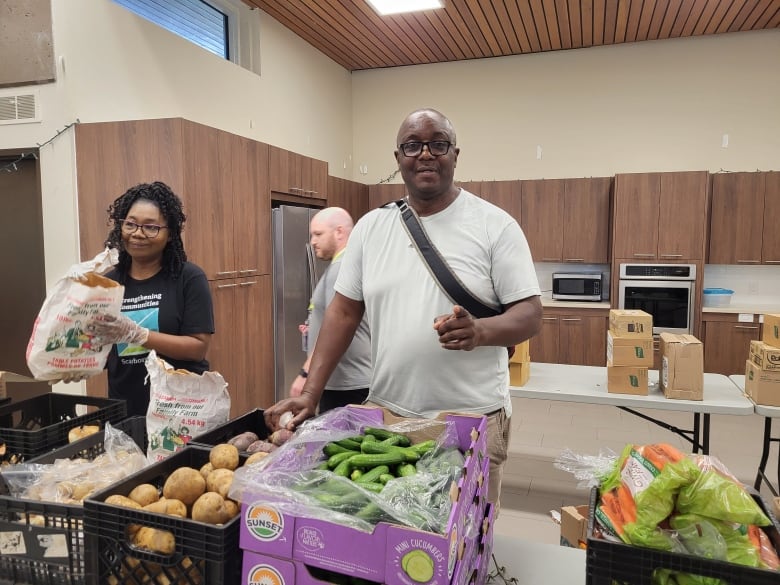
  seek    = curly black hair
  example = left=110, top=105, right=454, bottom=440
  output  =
left=104, top=181, right=188, bottom=279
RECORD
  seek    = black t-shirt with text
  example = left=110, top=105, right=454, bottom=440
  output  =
left=105, top=262, right=214, bottom=417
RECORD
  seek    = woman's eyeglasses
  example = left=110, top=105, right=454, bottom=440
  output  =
left=119, top=219, right=167, bottom=238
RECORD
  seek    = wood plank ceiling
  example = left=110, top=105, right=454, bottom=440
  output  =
left=241, top=0, right=780, bottom=71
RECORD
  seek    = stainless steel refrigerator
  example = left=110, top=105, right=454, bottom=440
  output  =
left=272, top=205, right=328, bottom=402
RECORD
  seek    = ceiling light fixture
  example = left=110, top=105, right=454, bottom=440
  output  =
left=366, top=0, right=444, bottom=16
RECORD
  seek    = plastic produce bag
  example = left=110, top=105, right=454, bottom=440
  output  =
left=0, top=422, right=148, bottom=503
left=26, top=248, right=123, bottom=381
left=145, top=351, right=230, bottom=461
left=230, top=406, right=464, bottom=533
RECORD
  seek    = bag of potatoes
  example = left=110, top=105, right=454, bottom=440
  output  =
left=26, top=248, right=123, bottom=381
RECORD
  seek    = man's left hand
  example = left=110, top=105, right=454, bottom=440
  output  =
left=433, top=305, right=480, bottom=350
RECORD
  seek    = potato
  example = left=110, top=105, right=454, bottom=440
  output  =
left=105, top=494, right=143, bottom=509
left=223, top=499, right=239, bottom=520
left=68, top=424, right=100, bottom=443
left=162, top=467, right=206, bottom=506
left=199, top=461, right=214, bottom=480
left=143, top=497, right=187, bottom=517
left=191, top=492, right=231, bottom=524
left=270, top=429, right=294, bottom=446
left=245, top=451, right=269, bottom=466
left=246, top=440, right=276, bottom=454
left=227, top=431, right=260, bottom=452
left=128, top=483, right=160, bottom=507
left=209, top=444, right=239, bottom=471
left=205, top=468, right=234, bottom=499
left=132, top=526, right=176, bottom=554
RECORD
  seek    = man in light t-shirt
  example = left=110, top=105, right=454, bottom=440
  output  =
left=267, top=108, right=542, bottom=505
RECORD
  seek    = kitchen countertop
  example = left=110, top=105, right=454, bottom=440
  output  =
left=541, top=297, right=611, bottom=309
left=702, top=304, right=780, bottom=315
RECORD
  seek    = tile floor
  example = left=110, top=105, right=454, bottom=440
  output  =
left=494, top=395, right=779, bottom=545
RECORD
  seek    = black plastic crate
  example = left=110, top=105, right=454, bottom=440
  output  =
left=586, top=486, right=780, bottom=585
left=0, top=393, right=127, bottom=461
left=189, top=408, right=269, bottom=451
left=0, top=417, right=146, bottom=585
left=83, top=445, right=243, bottom=585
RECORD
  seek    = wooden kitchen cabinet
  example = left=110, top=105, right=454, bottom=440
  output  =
left=270, top=146, right=328, bottom=199
left=367, top=183, right=406, bottom=209
left=209, top=275, right=274, bottom=417
left=701, top=312, right=762, bottom=375
left=457, top=180, right=484, bottom=198
left=529, top=307, right=608, bottom=366
left=75, top=118, right=274, bottom=412
left=709, top=171, right=780, bottom=265
left=480, top=180, right=521, bottom=223
left=521, top=177, right=611, bottom=263
left=613, top=171, right=709, bottom=261
left=328, top=176, right=369, bottom=220
left=76, top=119, right=271, bottom=280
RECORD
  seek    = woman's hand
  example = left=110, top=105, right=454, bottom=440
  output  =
left=92, top=313, right=149, bottom=346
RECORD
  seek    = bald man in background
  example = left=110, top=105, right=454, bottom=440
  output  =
left=290, top=207, right=371, bottom=412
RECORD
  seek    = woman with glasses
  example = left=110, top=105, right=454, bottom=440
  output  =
left=90, top=181, right=215, bottom=417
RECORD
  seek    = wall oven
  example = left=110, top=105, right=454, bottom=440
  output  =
left=618, top=263, right=696, bottom=335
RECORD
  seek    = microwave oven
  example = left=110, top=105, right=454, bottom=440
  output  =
left=552, top=272, right=603, bottom=301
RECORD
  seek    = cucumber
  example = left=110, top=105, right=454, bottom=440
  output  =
left=397, top=463, right=417, bottom=477
left=362, top=427, right=411, bottom=447
left=333, top=457, right=355, bottom=477
left=378, top=473, right=395, bottom=485
left=409, top=439, right=436, bottom=456
left=327, top=450, right=358, bottom=469
left=323, top=442, right=353, bottom=456
left=360, top=440, right=420, bottom=463
left=354, top=465, right=390, bottom=484
left=335, top=438, right=363, bottom=451
left=349, top=452, right=405, bottom=468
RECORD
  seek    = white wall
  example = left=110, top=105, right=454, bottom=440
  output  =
left=0, top=0, right=354, bottom=287
left=351, top=29, right=780, bottom=184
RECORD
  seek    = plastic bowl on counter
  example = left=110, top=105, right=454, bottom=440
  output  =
left=702, top=288, right=734, bottom=307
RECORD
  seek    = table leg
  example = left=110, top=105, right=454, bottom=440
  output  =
left=754, top=417, right=772, bottom=492
left=692, top=413, right=701, bottom=454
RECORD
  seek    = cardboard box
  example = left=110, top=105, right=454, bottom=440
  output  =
left=774, top=497, right=780, bottom=519
left=660, top=333, right=703, bottom=400
left=606, top=331, right=653, bottom=367
left=607, top=365, right=648, bottom=395
left=509, top=361, right=530, bottom=386
left=744, top=359, right=780, bottom=407
left=750, top=340, right=780, bottom=371
left=239, top=407, right=488, bottom=585
left=560, top=505, right=589, bottom=549
left=609, top=309, right=653, bottom=338
left=0, top=370, right=37, bottom=400
left=509, top=340, right=530, bottom=364
left=763, top=314, right=780, bottom=348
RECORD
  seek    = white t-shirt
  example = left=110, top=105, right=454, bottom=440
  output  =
left=335, top=190, right=540, bottom=418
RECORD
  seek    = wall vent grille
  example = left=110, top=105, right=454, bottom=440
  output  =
left=0, top=91, right=40, bottom=125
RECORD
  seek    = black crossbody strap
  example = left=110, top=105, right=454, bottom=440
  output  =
left=393, top=199, right=500, bottom=319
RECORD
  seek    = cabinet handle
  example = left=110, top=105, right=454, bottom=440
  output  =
left=216, top=271, right=238, bottom=277
left=660, top=254, right=682, bottom=258
left=561, top=318, right=582, bottom=322
left=764, top=260, right=780, bottom=264
left=239, top=281, right=257, bottom=286
left=563, top=258, right=584, bottom=262
left=542, top=317, right=558, bottom=321
left=239, top=269, right=257, bottom=274
left=632, top=253, right=655, bottom=258
left=734, top=325, right=759, bottom=330
left=541, top=257, right=559, bottom=261
left=217, top=283, right=238, bottom=289
left=737, top=260, right=760, bottom=264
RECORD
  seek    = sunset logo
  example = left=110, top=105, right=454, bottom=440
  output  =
left=247, top=564, right=284, bottom=585
left=245, top=504, right=284, bottom=541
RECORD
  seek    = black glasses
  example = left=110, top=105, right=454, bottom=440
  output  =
left=398, top=140, right=453, bottom=157
left=119, top=219, right=167, bottom=238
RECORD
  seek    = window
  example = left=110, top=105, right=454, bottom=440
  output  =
left=113, top=0, right=230, bottom=59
